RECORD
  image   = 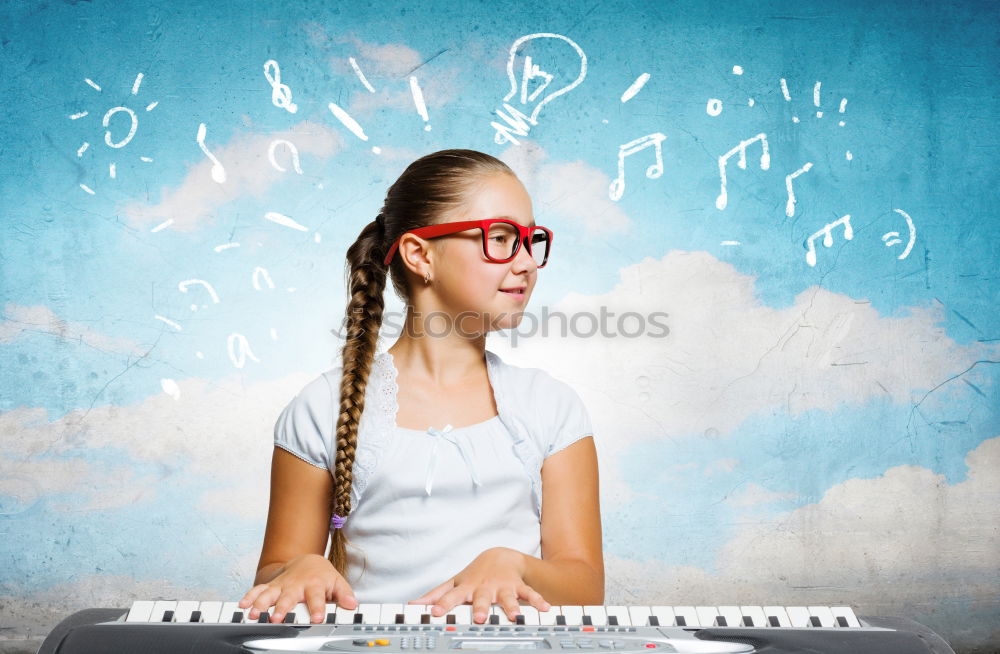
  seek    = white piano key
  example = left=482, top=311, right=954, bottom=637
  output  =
left=218, top=601, right=242, bottom=623
left=290, top=602, right=310, bottom=624
left=695, top=606, right=719, bottom=627
left=830, top=606, right=861, bottom=628
left=151, top=600, right=177, bottom=622
left=763, top=606, right=791, bottom=628
left=582, top=605, right=607, bottom=626
left=538, top=605, right=559, bottom=626
left=716, top=606, right=743, bottom=628
left=786, top=606, right=811, bottom=628
left=335, top=604, right=361, bottom=625
left=807, top=606, right=835, bottom=628
left=560, top=605, right=584, bottom=625
left=448, top=605, right=473, bottom=625
left=125, top=600, right=155, bottom=623
left=649, top=606, right=676, bottom=627
left=403, top=603, right=429, bottom=625
left=380, top=603, right=405, bottom=624
left=519, top=605, right=540, bottom=625
left=358, top=603, right=382, bottom=625
left=739, top=606, right=766, bottom=628
left=197, top=601, right=222, bottom=624
left=429, top=605, right=449, bottom=625
left=605, top=605, right=631, bottom=626
left=490, top=606, right=514, bottom=625
left=672, top=606, right=698, bottom=627
left=628, top=606, right=652, bottom=627
left=174, top=601, right=201, bottom=623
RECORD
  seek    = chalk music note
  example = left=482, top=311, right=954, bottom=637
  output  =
left=263, top=59, right=298, bottom=114
left=196, top=123, right=226, bottom=184
left=608, top=132, right=666, bottom=201
left=267, top=139, right=303, bottom=174
left=805, top=215, right=853, bottom=267
left=716, top=133, right=770, bottom=210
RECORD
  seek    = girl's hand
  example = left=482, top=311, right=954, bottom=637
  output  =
left=239, top=553, right=358, bottom=624
left=408, top=547, right=550, bottom=623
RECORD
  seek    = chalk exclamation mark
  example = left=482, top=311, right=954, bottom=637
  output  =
left=409, top=75, right=431, bottom=131
left=780, top=78, right=798, bottom=123
left=814, top=81, right=822, bottom=118
left=327, top=101, right=382, bottom=154
left=838, top=97, right=848, bottom=126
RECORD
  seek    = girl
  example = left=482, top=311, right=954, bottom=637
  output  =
left=239, top=149, right=603, bottom=626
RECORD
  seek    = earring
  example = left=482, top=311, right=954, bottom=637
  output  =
left=423, top=272, right=430, bottom=284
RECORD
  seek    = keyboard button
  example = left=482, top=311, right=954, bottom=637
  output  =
left=125, top=600, right=155, bottom=623
left=739, top=606, right=765, bottom=629
left=380, top=603, right=405, bottom=624
left=785, top=606, right=811, bottom=628
left=807, top=606, right=836, bottom=628
left=763, top=606, right=791, bottom=628
left=830, top=607, right=861, bottom=628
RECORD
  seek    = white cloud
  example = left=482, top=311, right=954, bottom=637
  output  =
left=0, top=303, right=145, bottom=354
left=724, top=481, right=797, bottom=507
left=122, top=121, right=345, bottom=231
left=499, top=140, right=631, bottom=235
left=604, top=436, right=1000, bottom=649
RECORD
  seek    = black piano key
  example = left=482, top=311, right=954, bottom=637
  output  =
left=556, top=615, right=567, bottom=626
left=283, top=613, right=296, bottom=624
left=189, top=610, right=202, bottom=623
left=582, top=615, right=593, bottom=626
left=395, top=613, right=405, bottom=625
left=231, top=611, right=243, bottom=623
left=768, top=616, right=781, bottom=627
left=647, top=616, right=660, bottom=627
left=742, top=616, right=754, bottom=627
left=258, top=611, right=270, bottom=623
left=674, top=616, right=686, bottom=627
left=608, top=616, right=619, bottom=626
left=328, top=613, right=338, bottom=624
left=448, top=614, right=458, bottom=625
left=421, top=613, right=431, bottom=624
left=161, top=610, right=174, bottom=622
left=354, top=613, right=365, bottom=624
left=515, top=615, right=525, bottom=626
left=489, top=614, right=500, bottom=625
left=809, top=616, right=822, bottom=627
left=715, top=616, right=728, bottom=627
left=836, top=616, right=849, bottom=628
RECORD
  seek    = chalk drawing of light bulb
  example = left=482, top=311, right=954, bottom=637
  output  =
left=69, top=73, right=158, bottom=195
left=491, top=33, right=587, bottom=146
left=178, top=279, right=221, bottom=312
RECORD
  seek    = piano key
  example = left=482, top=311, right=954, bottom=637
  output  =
left=807, top=606, right=836, bottom=628
left=449, top=605, right=473, bottom=625
left=519, top=606, right=540, bottom=625
left=763, top=606, right=791, bottom=628
left=151, top=601, right=176, bottom=623
left=605, top=606, right=631, bottom=627
left=830, top=606, right=861, bottom=628
left=785, top=606, right=811, bottom=628
left=627, top=606, right=652, bottom=627
left=380, top=603, right=405, bottom=624
left=650, top=606, right=676, bottom=627
left=174, top=601, right=201, bottom=623
left=538, top=606, right=559, bottom=626
left=583, top=605, right=607, bottom=626
left=695, top=606, right=719, bottom=627
left=490, top=606, right=513, bottom=625
left=358, top=603, right=383, bottom=625
left=716, top=606, right=743, bottom=628
left=335, top=605, right=361, bottom=625
left=125, top=600, right=155, bottom=623
left=672, top=606, right=698, bottom=627
left=218, top=601, right=241, bottom=623
left=739, top=606, right=766, bottom=628
left=292, top=602, right=311, bottom=624
left=198, top=601, right=222, bottom=624
left=560, top=606, right=585, bottom=625
left=403, top=604, right=429, bottom=625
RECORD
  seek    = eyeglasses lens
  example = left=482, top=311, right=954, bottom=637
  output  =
left=485, top=223, right=550, bottom=265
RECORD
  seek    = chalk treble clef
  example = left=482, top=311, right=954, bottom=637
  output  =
left=264, top=59, right=298, bottom=114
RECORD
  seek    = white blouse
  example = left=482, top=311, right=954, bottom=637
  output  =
left=272, top=348, right=594, bottom=601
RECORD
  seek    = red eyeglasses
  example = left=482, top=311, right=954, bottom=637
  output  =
left=383, top=219, right=553, bottom=268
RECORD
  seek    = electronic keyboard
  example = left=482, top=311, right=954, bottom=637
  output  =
left=37, top=602, right=956, bottom=654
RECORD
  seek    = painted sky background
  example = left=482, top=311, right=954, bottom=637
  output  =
left=1, top=0, right=998, bottom=652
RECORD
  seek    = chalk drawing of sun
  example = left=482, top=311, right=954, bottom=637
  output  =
left=68, top=73, right=158, bottom=195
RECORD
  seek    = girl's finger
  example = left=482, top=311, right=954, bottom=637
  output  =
left=432, top=585, right=470, bottom=617
left=305, top=585, right=327, bottom=623
left=519, top=584, right=550, bottom=612
left=334, top=577, right=358, bottom=610
left=238, top=584, right=268, bottom=609
left=497, top=588, right=521, bottom=621
left=471, top=586, right=492, bottom=624
left=411, top=580, right=453, bottom=610
left=271, top=589, right=303, bottom=624
left=250, top=586, right=282, bottom=618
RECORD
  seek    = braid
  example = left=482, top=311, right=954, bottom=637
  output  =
left=328, top=217, right=387, bottom=574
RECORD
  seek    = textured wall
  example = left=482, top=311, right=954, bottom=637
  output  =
left=1, top=1, right=998, bottom=652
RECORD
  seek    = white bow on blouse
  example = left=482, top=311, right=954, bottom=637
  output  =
left=424, top=424, right=482, bottom=496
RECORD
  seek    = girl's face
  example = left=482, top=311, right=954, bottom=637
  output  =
left=430, top=172, right=539, bottom=333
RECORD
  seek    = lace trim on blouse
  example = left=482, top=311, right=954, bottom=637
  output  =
left=350, top=349, right=544, bottom=516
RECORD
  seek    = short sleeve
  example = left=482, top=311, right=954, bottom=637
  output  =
left=273, top=372, right=338, bottom=470
left=544, top=377, right=595, bottom=458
